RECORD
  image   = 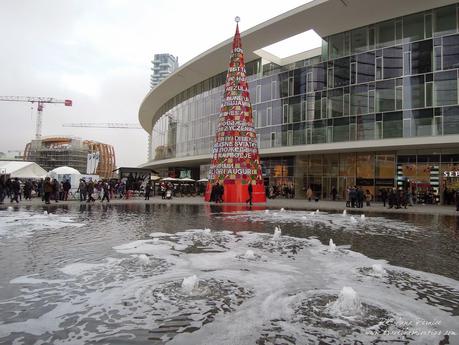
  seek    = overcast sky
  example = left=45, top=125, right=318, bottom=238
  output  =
left=0, top=0, right=315, bottom=167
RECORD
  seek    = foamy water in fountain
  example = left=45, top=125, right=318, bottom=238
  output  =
left=0, top=205, right=457, bottom=344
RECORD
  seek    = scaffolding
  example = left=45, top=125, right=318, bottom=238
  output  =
left=23, top=137, right=116, bottom=178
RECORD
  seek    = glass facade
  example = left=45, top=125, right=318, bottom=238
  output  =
left=148, top=4, right=459, bottom=201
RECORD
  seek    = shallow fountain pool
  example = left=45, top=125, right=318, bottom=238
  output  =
left=0, top=203, right=458, bottom=344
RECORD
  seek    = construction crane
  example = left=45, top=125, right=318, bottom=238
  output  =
left=0, top=96, right=72, bottom=140
left=62, top=122, right=141, bottom=129
left=62, top=122, right=162, bottom=161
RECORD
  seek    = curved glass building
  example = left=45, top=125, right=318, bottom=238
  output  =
left=139, top=0, right=459, bottom=203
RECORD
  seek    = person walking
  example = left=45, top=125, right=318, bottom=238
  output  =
left=306, top=186, right=313, bottom=202
left=62, top=179, right=71, bottom=201
left=0, top=175, right=5, bottom=204
left=43, top=177, right=53, bottom=204
left=365, top=189, right=372, bottom=207
left=86, top=180, right=96, bottom=202
left=246, top=182, right=253, bottom=206
left=78, top=179, right=87, bottom=202
left=145, top=181, right=152, bottom=200
left=331, top=186, right=337, bottom=201
left=52, top=179, right=60, bottom=203
left=380, top=188, right=388, bottom=207
left=101, top=180, right=110, bottom=202
left=10, top=178, right=20, bottom=203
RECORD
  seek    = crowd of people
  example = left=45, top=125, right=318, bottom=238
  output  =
left=3, top=174, right=459, bottom=211
left=265, top=184, right=295, bottom=199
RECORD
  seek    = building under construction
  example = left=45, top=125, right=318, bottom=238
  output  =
left=23, top=137, right=116, bottom=178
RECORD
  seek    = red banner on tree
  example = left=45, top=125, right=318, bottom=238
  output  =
left=205, top=20, right=266, bottom=203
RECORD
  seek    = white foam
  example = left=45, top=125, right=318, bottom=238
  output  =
left=149, top=232, right=173, bottom=238
left=137, top=254, right=150, bottom=266
left=182, top=275, right=199, bottom=294
left=371, top=264, right=386, bottom=277
left=326, top=286, right=363, bottom=317
left=59, top=262, right=107, bottom=276
left=272, top=226, right=282, bottom=240
left=1, top=225, right=457, bottom=345
left=243, top=250, right=256, bottom=260
left=329, top=239, right=336, bottom=252
left=0, top=210, right=84, bottom=241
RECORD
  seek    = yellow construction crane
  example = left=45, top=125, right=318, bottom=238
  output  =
left=0, top=96, right=72, bottom=140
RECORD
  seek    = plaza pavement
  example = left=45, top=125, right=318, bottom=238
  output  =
left=7, top=195, right=459, bottom=216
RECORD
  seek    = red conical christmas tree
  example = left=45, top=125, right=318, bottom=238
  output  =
left=205, top=19, right=266, bottom=203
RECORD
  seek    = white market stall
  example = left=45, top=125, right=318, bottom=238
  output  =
left=0, top=161, right=47, bottom=179
left=48, top=166, right=82, bottom=192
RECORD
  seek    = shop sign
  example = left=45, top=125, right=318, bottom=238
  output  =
left=375, top=178, right=394, bottom=186
left=443, top=170, right=459, bottom=177
left=356, top=178, right=374, bottom=186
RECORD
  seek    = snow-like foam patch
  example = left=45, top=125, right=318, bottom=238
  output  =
left=0, top=227, right=457, bottom=345
left=0, top=210, right=84, bottom=241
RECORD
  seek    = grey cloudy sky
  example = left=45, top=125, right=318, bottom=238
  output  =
left=0, top=0, right=314, bottom=167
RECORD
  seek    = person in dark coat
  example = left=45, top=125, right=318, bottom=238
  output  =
left=101, top=181, right=110, bottom=202
left=0, top=175, right=5, bottom=204
left=52, top=179, right=60, bottom=203
left=145, top=181, right=152, bottom=200
left=246, top=182, right=253, bottom=206
left=43, top=177, right=53, bottom=204
left=62, top=180, right=71, bottom=201
left=10, top=178, right=20, bottom=203
left=331, top=186, right=337, bottom=201
left=380, top=188, right=388, bottom=207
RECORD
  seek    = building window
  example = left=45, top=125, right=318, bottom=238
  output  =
left=403, top=12, right=425, bottom=42
left=403, top=75, right=425, bottom=109
left=306, top=71, right=313, bottom=93
left=442, top=34, right=459, bottom=70
left=384, top=111, right=403, bottom=138
left=282, top=104, right=288, bottom=124
left=433, top=5, right=457, bottom=37
left=327, top=67, right=334, bottom=89
left=376, top=20, right=395, bottom=48
left=271, top=132, right=276, bottom=147
left=396, top=84, right=403, bottom=110
left=434, top=70, right=458, bottom=106
left=376, top=79, right=396, bottom=112
left=443, top=106, right=459, bottom=135
left=256, top=85, right=261, bottom=103
left=333, top=117, right=349, bottom=142
left=271, top=80, right=278, bottom=99
left=376, top=56, right=383, bottom=80
left=351, top=27, right=368, bottom=54
left=403, top=51, right=412, bottom=75
left=425, top=13, right=432, bottom=38
left=287, top=130, right=293, bottom=146
left=350, top=62, right=357, bottom=84
left=411, top=40, right=433, bottom=74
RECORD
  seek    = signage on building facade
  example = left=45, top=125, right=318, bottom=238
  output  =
left=443, top=170, right=459, bottom=177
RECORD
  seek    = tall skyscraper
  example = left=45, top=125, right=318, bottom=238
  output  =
left=150, top=53, right=179, bottom=89
left=148, top=54, right=179, bottom=161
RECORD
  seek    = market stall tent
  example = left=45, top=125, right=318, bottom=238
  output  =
left=0, top=161, right=47, bottom=179
left=48, top=166, right=82, bottom=191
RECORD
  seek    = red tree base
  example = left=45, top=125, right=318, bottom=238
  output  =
left=204, top=181, right=266, bottom=203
